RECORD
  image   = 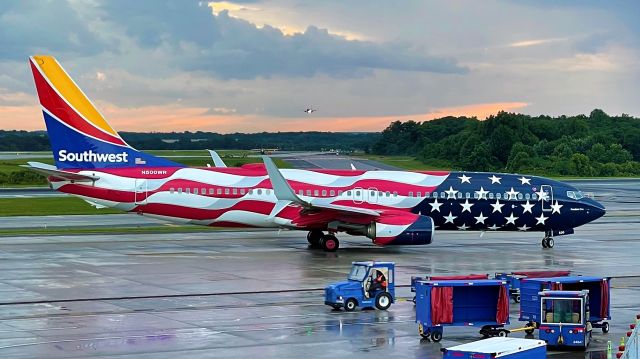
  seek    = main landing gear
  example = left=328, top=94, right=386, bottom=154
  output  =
left=307, top=230, right=339, bottom=252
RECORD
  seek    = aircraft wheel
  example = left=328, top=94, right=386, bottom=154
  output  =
left=321, top=234, right=339, bottom=252
left=547, top=237, right=554, bottom=248
left=307, top=230, right=323, bottom=248
left=542, top=237, right=549, bottom=248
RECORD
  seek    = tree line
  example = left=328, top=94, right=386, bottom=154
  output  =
left=372, top=109, right=640, bottom=176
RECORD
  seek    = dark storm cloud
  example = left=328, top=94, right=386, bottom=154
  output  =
left=98, top=0, right=467, bottom=79
left=0, top=1, right=107, bottom=60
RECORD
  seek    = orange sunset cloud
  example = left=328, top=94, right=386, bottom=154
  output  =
left=0, top=101, right=528, bottom=133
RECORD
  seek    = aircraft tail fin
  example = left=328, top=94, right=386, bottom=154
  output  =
left=29, top=55, right=183, bottom=170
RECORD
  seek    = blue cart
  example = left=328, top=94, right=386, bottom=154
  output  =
left=519, top=276, right=611, bottom=333
left=324, top=261, right=395, bottom=311
left=494, top=270, right=570, bottom=303
left=415, top=279, right=511, bottom=342
left=442, top=337, right=546, bottom=359
left=537, top=290, right=592, bottom=349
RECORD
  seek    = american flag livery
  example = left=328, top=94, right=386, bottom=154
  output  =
left=24, top=55, right=606, bottom=251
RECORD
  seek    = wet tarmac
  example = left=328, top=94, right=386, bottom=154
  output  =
left=0, top=206, right=638, bottom=358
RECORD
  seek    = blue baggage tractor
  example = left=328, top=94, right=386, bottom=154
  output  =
left=415, top=279, right=511, bottom=342
left=442, top=337, right=546, bottom=359
left=519, top=276, right=611, bottom=333
left=537, top=290, right=593, bottom=349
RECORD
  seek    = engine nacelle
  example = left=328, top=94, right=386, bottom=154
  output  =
left=365, top=212, right=434, bottom=246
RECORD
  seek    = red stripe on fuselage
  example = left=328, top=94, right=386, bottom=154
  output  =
left=30, top=62, right=127, bottom=147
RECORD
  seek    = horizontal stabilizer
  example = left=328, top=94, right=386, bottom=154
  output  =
left=21, top=162, right=99, bottom=181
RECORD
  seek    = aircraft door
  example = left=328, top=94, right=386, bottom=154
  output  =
left=540, top=184, right=553, bottom=212
left=134, top=179, right=148, bottom=205
left=353, top=187, right=363, bottom=204
left=367, top=187, right=378, bottom=204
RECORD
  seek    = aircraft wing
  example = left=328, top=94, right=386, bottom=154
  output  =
left=20, top=161, right=99, bottom=182
left=262, top=156, right=379, bottom=218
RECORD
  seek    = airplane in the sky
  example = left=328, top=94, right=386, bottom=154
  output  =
left=24, top=55, right=606, bottom=251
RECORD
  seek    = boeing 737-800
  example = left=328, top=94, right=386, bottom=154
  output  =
left=23, top=55, right=606, bottom=251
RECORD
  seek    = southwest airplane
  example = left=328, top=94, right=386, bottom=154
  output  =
left=24, top=55, right=606, bottom=251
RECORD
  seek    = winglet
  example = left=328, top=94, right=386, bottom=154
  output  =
left=207, top=150, right=227, bottom=167
left=262, top=156, right=306, bottom=205
left=350, top=163, right=356, bottom=170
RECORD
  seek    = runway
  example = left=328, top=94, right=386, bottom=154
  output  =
left=0, top=210, right=638, bottom=358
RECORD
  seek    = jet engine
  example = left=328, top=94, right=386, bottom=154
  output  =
left=362, top=212, right=434, bottom=245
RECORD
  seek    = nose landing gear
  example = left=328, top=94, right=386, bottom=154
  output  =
left=542, top=236, right=554, bottom=248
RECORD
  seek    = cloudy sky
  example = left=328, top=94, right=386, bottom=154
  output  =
left=1, top=1, right=639, bottom=132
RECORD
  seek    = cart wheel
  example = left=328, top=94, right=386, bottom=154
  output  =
left=515, top=295, right=521, bottom=303
left=412, top=296, right=416, bottom=305
left=418, top=324, right=431, bottom=339
left=431, top=331, right=443, bottom=342
left=498, top=329, right=508, bottom=337
left=344, top=298, right=357, bottom=312
left=375, top=292, right=392, bottom=310
left=602, top=322, right=609, bottom=333
left=525, top=327, right=535, bottom=335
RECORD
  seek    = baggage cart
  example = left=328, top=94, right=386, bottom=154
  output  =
left=494, top=270, right=570, bottom=303
left=442, top=337, right=546, bottom=359
left=415, top=279, right=510, bottom=342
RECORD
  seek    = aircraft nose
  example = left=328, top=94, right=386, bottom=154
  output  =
left=588, top=200, right=606, bottom=221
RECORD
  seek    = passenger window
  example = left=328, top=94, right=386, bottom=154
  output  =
left=314, top=190, right=320, bottom=196
left=240, top=188, right=246, bottom=195
left=217, top=188, right=222, bottom=195
left=178, top=188, right=182, bottom=193
left=266, top=189, right=270, bottom=195
left=532, top=193, right=538, bottom=200
left=185, top=188, right=190, bottom=194
left=504, top=192, right=509, bottom=200
left=393, top=191, right=398, bottom=197
left=474, top=192, right=479, bottom=199
left=517, top=193, right=523, bottom=200
left=307, top=189, right=312, bottom=196
left=225, top=188, right=230, bottom=195
left=170, top=188, right=175, bottom=194
left=193, top=188, right=199, bottom=195
left=457, top=192, right=462, bottom=199
left=347, top=191, right=351, bottom=196
left=489, top=193, right=494, bottom=199
left=409, top=191, right=414, bottom=197
left=209, top=188, right=215, bottom=195
left=441, top=192, right=446, bottom=199
left=525, top=193, right=530, bottom=200
left=257, top=189, right=262, bottom=195
left=496, top=193, right=502, bottom=199
left=299, top=189, right=304, bottom=196
left=338, top=190, right=343, bottom=196
left=322, top=190, right=327, bottom=196
left=248, top=189, right=253, bottom=194
left=233, top=188, right=238, bottom=195
left=386, top=191, right=391, bottom=197
left=330, top=190, right=335, bottom=196
left=424, top=192, right=429, bottom=198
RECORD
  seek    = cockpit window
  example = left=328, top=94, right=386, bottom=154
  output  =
left=566, top=191, right=585, bottom=200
